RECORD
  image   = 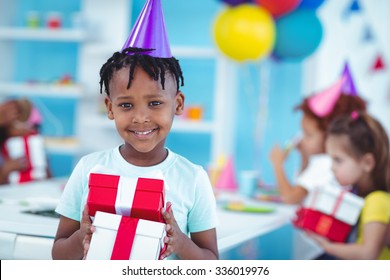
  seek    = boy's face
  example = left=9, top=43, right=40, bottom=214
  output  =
left=300, top=114, right=326, bottom=156
left=105, top=66, right=184, bottom=162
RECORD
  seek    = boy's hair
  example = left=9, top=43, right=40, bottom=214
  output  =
left=295, top=94, right=367, bottom=132
left=99, top=47, right=184, bottom=96
left=328, top=111, right=390, bottom=192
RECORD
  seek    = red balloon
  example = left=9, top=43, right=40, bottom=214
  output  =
left=255, top=0, right=302, bottom=18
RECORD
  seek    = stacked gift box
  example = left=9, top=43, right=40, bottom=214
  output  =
left=1, top=133, right=48, bottom=184
left=86, top=169, right=166, bottom=260
left=292, top=185, right=364, bottom=242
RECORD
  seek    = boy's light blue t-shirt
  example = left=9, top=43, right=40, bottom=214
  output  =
left=56, top=146, right=218, bottom=247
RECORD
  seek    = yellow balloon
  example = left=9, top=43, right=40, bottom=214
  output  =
left=213, top=4, right=275, bottom=62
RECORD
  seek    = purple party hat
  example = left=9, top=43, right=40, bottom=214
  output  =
left=122, top=0, right=172, bottom=58
left=340, top=62, right=358, bottom=96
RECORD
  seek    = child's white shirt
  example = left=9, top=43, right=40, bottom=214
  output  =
left=56, top=145, right=217, bottom=259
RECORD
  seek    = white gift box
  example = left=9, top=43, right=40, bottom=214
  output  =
left=3, top=134, right=48, bottom=184
left=303, top=185, right=364, bottom=225
left=86, top=211, right=166, bottom=260
left=293, top=185, right=365, bottom=242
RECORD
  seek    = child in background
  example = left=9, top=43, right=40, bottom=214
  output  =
left=0, top=99, right=40, bottom=184
left=269, top=84, right=367, bottom=260
left=309, top=111, right=390, bottom=259
left=269, top=84, right=367, bottom=204
left=52, top=0, right=218, bottom=260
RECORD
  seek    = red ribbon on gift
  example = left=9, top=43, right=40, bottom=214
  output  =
left=20, top=135, right=33, bottom=182
left=111, top=216, right=139, bottom=260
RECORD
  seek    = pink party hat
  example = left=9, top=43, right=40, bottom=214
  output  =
left=215, top=157, right=238, bottom=191
left=340, top=63, right=357, bottom=96
left=308, top=76, right=346, bottom=117
left=122, top=0, right=172, bottom=58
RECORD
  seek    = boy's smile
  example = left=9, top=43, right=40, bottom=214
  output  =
left=105, top=66, right=184, bottom=166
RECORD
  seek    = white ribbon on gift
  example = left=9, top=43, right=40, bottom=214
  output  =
left=115, top=176, right=138, bottom=216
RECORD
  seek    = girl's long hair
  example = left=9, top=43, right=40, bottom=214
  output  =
left=328, top=111, right=390, bottom=192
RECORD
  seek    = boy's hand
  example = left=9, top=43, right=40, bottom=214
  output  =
left=80, top=204, right=95, bottom=260
left=160, top=202, right=186, bottom=260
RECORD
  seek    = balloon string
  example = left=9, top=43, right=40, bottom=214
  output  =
left=241, top=63, right=258, bottom=121
left=255, top=59, right=270, bottom=174
left=240, top=61, right=269, bottom=170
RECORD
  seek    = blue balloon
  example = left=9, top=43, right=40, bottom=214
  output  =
left=219, top=0, right=252, bottom=6
left=298, top=0, right=325, bottom=10
left=273, top=10, right=323, bottom=60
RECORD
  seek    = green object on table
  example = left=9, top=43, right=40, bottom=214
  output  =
left=19, top=200, right=30, bottom=206
left=223, top=203, right=275, bottom=213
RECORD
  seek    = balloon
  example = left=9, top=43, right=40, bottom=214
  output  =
left=298, top=0, right=325, bottom=10
left=213, top=4, right=275, bottom=62
left=254, top=0, right=302, bottom=18
left=273, top=9, right=323, bottom=60
left=219, top=0, right=252, bottom=6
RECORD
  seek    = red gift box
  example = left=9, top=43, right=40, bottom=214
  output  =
left=87, top=172, right=165, bottom=222
left=292, top=185, right=364, bottom=242
left=1, top=133, right=48, bottom=184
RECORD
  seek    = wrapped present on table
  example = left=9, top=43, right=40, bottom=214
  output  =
left=86, top=211, right=166, bottom=260
left=87, top=171, right=165, bottom=222
left=1, top=133, right=48, bottom=184
left=292, top=185, right=364, bottom=242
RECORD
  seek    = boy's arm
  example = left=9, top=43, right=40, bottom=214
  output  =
left=52, top=216, right=84, bottom=260
left=52, top=206, right=93, bottom=260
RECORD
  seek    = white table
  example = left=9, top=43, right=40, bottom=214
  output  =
left=0, top=179, right=297, bottom=259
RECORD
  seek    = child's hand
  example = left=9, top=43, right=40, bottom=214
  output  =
left=3, top=157, right=28, bottom=173
left=306, top=231, right=331, bottom=250
left=80, top=204, right=95, bottom=260
left=160, top=202, right=186, bottom=260
left=269, top=145, right=289, bottom=167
